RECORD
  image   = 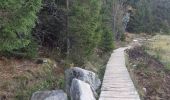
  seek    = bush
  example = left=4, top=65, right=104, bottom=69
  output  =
left=0, top=39, right=38, bottom=58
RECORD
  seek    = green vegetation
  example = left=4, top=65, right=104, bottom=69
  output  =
left=100, top=29, right=114, bottom=52
left=127, top=0, right=170, bottom=34
left=99, top=0, right=114, bottom=51
left=1, top=0, right=170, bottom=99
left=68, top=0, right=102, bottom=63
left=68, top=0, right=114, bottom=64
left=144, top=35, right=170, bottom=69
left=0, top=0, right=114, bottom=62
left=0, top=1, right=115, bottom=99
left=0, top=0, right=42, bottom=57
left=0, top=58, right=64, bottom=100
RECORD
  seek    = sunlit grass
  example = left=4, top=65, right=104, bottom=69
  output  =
left=144, top=35, right=170, bottom=69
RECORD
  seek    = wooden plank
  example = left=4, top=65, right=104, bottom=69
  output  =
left=99, top=47, right=140, bottom=100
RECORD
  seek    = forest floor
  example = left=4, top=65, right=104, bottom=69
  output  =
left=0, top=57, right=65, bottom=100
left=0, top=47, right=109, bottom=100
left=125, top=35, right=170, bottom=100
left=0, top=47, right=68, bottom=100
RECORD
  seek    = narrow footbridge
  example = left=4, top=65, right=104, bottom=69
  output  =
left=99, top=47, right=140, bottom=100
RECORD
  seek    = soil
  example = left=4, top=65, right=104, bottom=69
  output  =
left=126, top=47, right=170, bottom=100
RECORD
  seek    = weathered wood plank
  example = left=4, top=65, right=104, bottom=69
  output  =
left=99, top=47, right=140, bottom=100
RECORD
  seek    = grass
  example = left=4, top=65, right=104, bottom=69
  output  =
left=15, top=63, right=64, bottom=100
left=144, top=35, right=170, bottom=69
left=0, top=58, right=64, bottom=100
left=0, top=45, right=111, bottom=100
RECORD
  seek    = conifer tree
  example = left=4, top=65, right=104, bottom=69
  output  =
left=0, top=0, right=42, bottom=56
left=68, top=0, right=102, bottom=63
left=99, top=0, right=114, bottom=51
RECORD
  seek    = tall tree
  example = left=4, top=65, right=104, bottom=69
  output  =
left=0, top=0, right=42, bottom=56
left=112, top=0, right=129, bottom=40
left=127, top=0, right=170, bottom=34
left=99, top=0, right=114, bottom=51
left=68, top=0, right=102, bottom=64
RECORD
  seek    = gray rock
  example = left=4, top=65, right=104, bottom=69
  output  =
left=65, top=67, right=101, bottom=96
left=70, top=78, right=96, bottom=100
left=31, top=90, right=67, bottom=100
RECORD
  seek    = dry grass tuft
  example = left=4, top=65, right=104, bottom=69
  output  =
left=144, top=35, right=170, bottom=69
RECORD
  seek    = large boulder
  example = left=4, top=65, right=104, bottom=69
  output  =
left=70, top=78, right=96, bottom=100
left=65, top=67, right=101, bottom=96
left=31, top=90, right=67, bottom=100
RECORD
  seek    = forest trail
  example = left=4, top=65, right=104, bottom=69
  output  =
left=99, top=47, right=140, bottom=100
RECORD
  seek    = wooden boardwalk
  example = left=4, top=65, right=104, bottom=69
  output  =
left=99, top=47, right=140, bottom=100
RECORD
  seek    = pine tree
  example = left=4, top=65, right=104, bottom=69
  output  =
left=127, top=0, right=170, bottom=34
left=100, top=28, right=114, bottom=52
left=99, top=0, right=114, bottom=52
left=0, top=0, right=42, bottom=56
left=68, top=0, right=102, bottom=63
